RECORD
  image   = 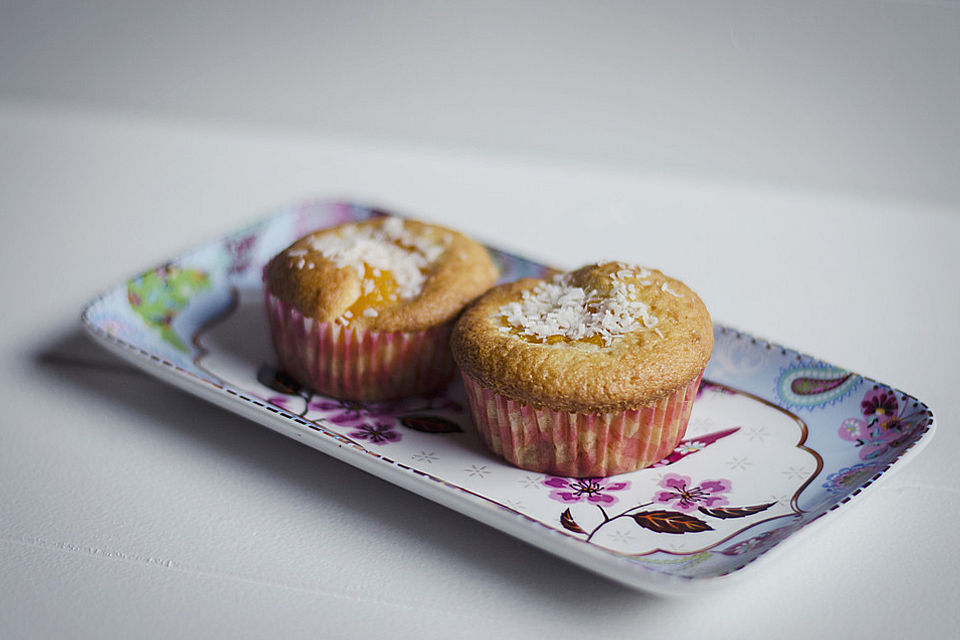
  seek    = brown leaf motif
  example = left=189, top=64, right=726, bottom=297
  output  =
left=399, top=414, right=463, bottom=434
left=560, top=508, right=587, bottom=535
left=698, top=502, right=776, bottom=520
left=632, top=510, right=713, bottom=534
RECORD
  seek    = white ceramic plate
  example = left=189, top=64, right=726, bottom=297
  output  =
left=82, top=201, right=936, bottom=596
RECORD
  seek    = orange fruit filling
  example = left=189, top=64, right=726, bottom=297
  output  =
left=503, top=321, right=607, bottom=347
left=344, top=264, right=400, bottom=317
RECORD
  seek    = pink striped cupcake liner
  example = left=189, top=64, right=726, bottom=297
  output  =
left=461, top=372, right=703, bottom=477
left=265, top=288, right=456, bottom=401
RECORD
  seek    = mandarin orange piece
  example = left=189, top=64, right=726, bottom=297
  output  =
left=343, top=263, right=400, bottom=317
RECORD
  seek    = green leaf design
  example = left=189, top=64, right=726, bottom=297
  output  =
left=127, top=265, right=210, bottom=352
left=159, top=327, right=188, bottom=352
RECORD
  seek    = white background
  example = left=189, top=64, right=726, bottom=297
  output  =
left=2, top=2, right=959, bottom=638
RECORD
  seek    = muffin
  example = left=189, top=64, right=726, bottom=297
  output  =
left=451, top=261, right=712, bottom=477
left=265, top=216, right=497, bottom=401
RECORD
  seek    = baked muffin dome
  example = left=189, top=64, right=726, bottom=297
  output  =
left=451, top=261, right=712, bottom=476
left=452, top=261, right=712, bottom=412
left=266, top=216, right=497, bottom=332
left=265, top=216, right=498, bottom=401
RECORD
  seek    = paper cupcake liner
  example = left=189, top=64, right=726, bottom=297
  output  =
left=461, top=373, right=703, bottom=477
left=265, top=289, right=455, bottom=401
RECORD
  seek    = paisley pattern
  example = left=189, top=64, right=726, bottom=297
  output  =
left=776, top=364, right=863, bottom=410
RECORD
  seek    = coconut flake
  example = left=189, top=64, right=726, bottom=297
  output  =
left=661, top=281, right=682, bottom=297
left=305, top=217, right=442, bottom=299
left=498, top=271, right=659, bottom=346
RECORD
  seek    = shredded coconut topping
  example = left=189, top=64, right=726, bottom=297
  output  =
left=498, top=271, right=659, bottom=346
left=661, top=281, right=682, bottom=297
left=298, top=217, right=443, bottom=299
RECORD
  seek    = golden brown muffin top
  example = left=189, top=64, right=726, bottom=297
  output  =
left=451, top=262, right=713, bottom=413
left=265, top=217, right=498, bottom=332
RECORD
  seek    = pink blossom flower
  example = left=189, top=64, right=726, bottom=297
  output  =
left=349, top=423, right=401, bottom=444
left=267, top=395, right=302, bottom=412
left=861, top=388, right=898, bottom=422
left=307, top=398, right=398, bottom=425
left=544, top=477, right=631, bottom=505
left=839, top=417, right=868, bottom=442
left=838, top=415, right=908, bottom=460
left=225, top=234, right=257, bottom=276
left=654, top=473, right=731, bottom=513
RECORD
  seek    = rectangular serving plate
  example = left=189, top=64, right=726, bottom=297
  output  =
left=82, top=201, right=936, bottom=596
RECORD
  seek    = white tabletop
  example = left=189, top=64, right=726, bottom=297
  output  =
left=3, top=4, right=960, bottom=638
left=2, top=99, right=959, bottom=639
